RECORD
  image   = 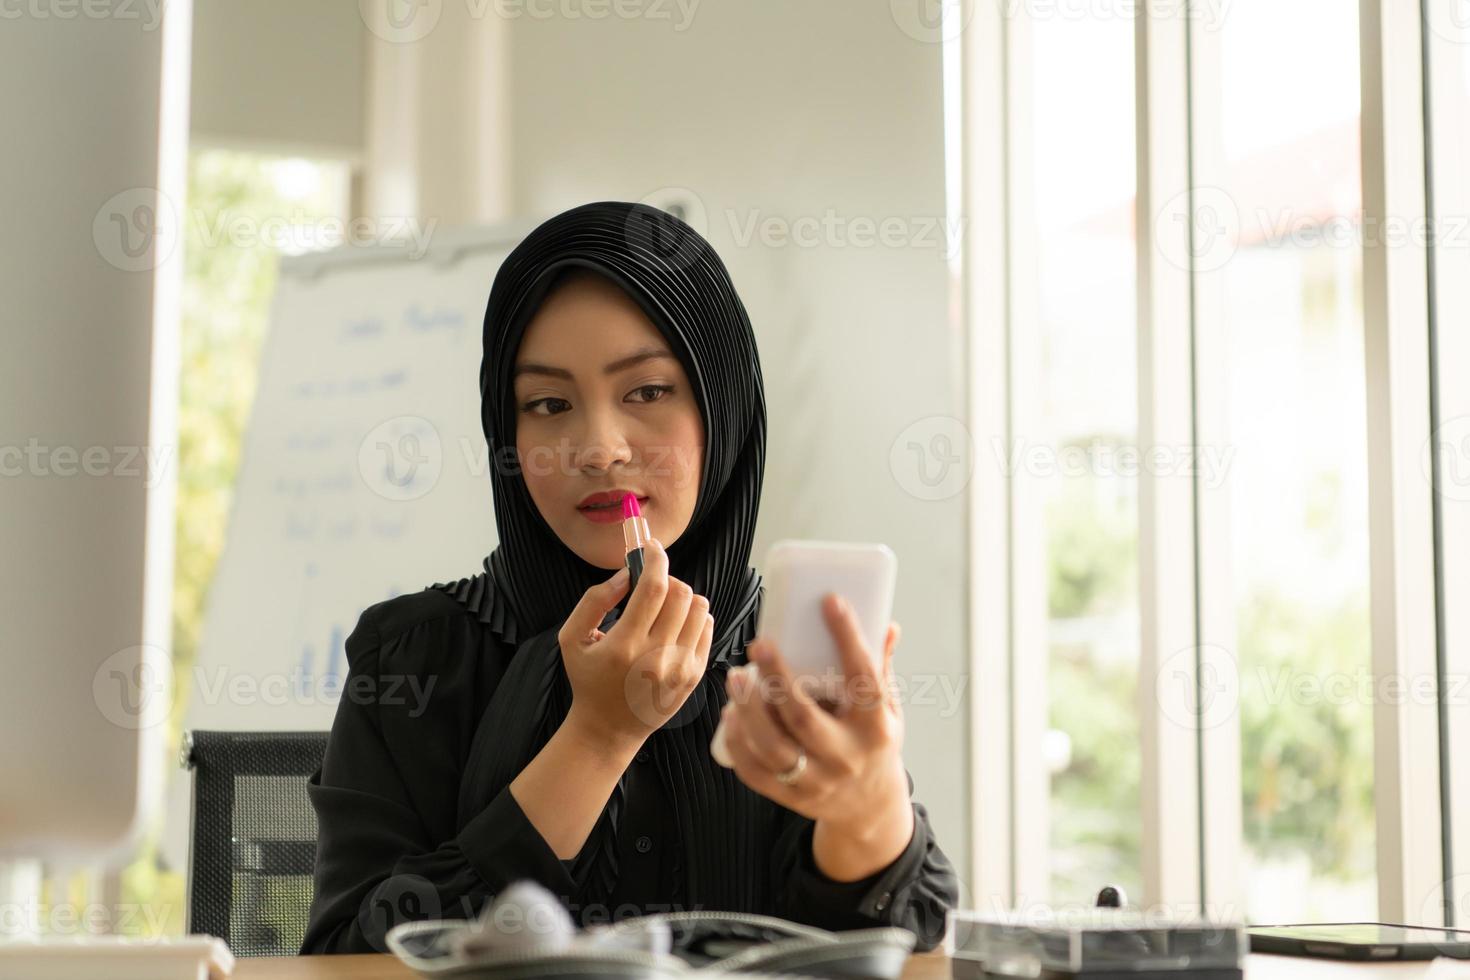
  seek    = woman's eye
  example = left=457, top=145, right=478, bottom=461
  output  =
left=521, top=397, right=570, bottom=416
left=520, top=386, right=672, bottom=416
left=628, top=384, right=674, bottom=404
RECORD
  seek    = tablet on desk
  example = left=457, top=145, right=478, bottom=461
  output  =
left=1249, top=923, right=1470, bottom=961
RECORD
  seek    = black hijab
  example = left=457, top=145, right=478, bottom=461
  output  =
left=479, top=200, right=766, bottom=664
left=431, top=202, right=771, bottom=910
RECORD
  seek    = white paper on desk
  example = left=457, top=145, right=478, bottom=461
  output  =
left=1427, top=956, right=1470, bottom=980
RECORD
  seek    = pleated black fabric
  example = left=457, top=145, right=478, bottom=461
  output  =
left=299, top=202, right=960, bottom=958
left=478, top=200, right=767, bottom=653
left=462, top=199, right=772, bottom=912
left=428, top=555, right=769, bottom=917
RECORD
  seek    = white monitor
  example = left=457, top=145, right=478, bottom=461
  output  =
left=0, top=0, right=188, bottom=870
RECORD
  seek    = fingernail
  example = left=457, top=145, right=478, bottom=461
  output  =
left=611, top=567, right=629, bottom=587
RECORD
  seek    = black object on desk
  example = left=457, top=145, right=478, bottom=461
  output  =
left=1248, top=923, right=1470, bottom=961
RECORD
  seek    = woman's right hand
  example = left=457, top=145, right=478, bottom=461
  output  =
left=558, top=538, right=715, bottom=748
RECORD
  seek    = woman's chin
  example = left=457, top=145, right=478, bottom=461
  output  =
left=572, top=543, right=627, bottom=573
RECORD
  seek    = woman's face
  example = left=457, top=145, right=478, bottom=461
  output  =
left=512, top=271, right=705, bottom=570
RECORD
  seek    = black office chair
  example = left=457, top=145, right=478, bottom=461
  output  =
left=181, top=729, right=329, bottom=958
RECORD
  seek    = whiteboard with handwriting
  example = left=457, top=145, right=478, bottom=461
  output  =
left=185, top=224, right=533, bottom=735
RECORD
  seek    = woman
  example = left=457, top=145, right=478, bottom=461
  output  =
left=300, top=201, right=959, bottom=956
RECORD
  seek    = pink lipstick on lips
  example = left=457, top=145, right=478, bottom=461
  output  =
left=621, top=492, right=651, bottom=591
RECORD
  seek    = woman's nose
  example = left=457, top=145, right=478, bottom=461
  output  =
left=575, top=410, right=633, bottom=472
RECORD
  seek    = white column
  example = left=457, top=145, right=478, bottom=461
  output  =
left=360, top=2, right=513, bottom=226
left=1135, top=0, right=1203, bottom=912
left=1359, top=0, right=1447, bottom=927
left=1186, top=5, right=1244, bottom=922
left=1424, top=0, right=1470, bottom=929
left=962, top=0, right=1016, bottom=913
left=1002, top=1, right=1052, bottom=909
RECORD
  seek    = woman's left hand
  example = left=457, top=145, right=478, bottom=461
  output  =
left=720, top=594, right=914, bottom=877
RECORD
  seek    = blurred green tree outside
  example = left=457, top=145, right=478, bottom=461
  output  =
left=1044, top=442, right=1375, bottom=916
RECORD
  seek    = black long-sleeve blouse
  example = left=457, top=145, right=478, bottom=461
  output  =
left=299, top=571, right=960, bottom=956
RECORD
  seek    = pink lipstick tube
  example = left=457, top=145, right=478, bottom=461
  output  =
left=621, top=492, right=651, bottom=591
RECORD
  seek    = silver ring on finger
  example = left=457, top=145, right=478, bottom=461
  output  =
left=775, top=747, right=807, bottom=786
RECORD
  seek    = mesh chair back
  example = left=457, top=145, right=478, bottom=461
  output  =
left=182, top=729, right=329, bottom=958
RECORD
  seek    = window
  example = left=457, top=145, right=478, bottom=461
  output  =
left=1199, top=0, right=1377, bottom=921
left=1020, top=8, right=1142, bottom=904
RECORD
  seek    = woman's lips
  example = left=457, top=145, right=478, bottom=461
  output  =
left=579, top=496, right=649, bottom=524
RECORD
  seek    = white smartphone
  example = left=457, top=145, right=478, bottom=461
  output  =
left=711, top=540, right=897, bottom=767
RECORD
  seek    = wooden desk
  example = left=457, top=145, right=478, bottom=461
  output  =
left=233, top=952, right=1445, bottom=978
left=234, top=949, right=952, bottom=977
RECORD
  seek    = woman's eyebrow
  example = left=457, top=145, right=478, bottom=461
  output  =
left=513, top=346, right=674, bottom=381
